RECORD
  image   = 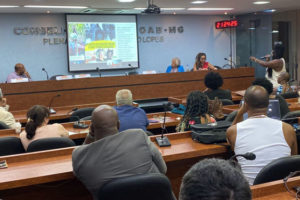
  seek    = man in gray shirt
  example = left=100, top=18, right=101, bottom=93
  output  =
left=72, top=105, right=167, bottom=199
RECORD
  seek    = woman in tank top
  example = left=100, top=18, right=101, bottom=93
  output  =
left=176, top=91, right=215, bottom=132
left=250, top=44, right=286, bottom=89
left=193, top=52, right=217, bottom=71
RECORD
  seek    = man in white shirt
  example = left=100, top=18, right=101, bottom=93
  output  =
left=226, top=85, right=297, bottom=185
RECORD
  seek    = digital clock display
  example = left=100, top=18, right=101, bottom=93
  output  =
left=215, top=20, right=239, bottom=29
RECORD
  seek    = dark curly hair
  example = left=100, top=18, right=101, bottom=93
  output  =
left=195, top=52, right=207, bottom=70
left=25, top=105, right=50, bottom=140
left=204, top=72, right=224, bottom=90
left=252, top=78, right=273, bottom=95
left=181, top=91, right=209, bottom=128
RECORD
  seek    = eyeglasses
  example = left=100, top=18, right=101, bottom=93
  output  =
left=283, top=171, right=300, bottom=199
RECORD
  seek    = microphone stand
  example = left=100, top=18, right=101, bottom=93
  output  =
left=229, top=152, right=256, bottom=169
left=72, top=116, right=89, bottom=129
left=155, top=103, right=171, bottom=147
left=96, top=67, right=101, bottom=77
left=42, top=68, right=49, bottom=80
left=48, top=94, right=61, bottom=114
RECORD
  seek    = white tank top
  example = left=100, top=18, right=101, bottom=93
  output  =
left=235, top=117, right=290, bottom=185
left=265, top=58, right=286, bottom=88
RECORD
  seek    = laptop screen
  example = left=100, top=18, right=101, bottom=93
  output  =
left=243, top=99, right=281, bottom=120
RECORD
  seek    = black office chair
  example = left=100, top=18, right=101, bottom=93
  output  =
left=280, top=92, right=299, bottom=99
left=282, top=111, right=300, bottom=120
left=27, top=137, right=76, bottom=152
left=50, top=75, right=64, bottom=80
left=80, top=116, right=92, bottom=121
left=225, top=110, right=238, bottom=122
left=97, top=173, right=175, bottom=200
left=253, top=155, right=300, bottom=185
left=0, top=121, right=10, bottom=129
left=220, top=99, right=234, bottom=106
left=0, top=137, right=25, bottom=156
left=70, top=107, right=95, bottom=122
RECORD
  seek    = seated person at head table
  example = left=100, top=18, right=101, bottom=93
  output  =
left=6, top=63, right=32, bottom=83
left=277, top=72, right=293, bottom=94
left=250, top=44, right=285, bottom=89
left=204, top=71, right=232, bottom=100
left=19, top=105, right=68, bottom=150
left=114, top=89, right=149, bottom=132
left=227, top=86, right=297, bottom=185
left=0, top=97, right=21, bottom=132
left=72, top=105, right=166, bottom=199
left=252, top=78, right=289, bottom=118
left=193, top=52, right=217, bottom=71
left=180, top=158, right=251, bottom=200
left=176, top=91, right=215, bottom=132
left=166, top=57, right=185, bottom=73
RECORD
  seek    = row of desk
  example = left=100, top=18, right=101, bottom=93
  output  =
left=0, top=131, right=299, bottom=199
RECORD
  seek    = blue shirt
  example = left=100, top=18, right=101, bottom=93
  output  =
left=166, top=65, right=185, bottom=73
left=114, top=105, right=149, bottom=132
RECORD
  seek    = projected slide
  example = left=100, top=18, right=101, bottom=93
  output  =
left=67, top=15, right=139, bottom=72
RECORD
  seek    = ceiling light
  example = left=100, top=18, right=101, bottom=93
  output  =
left=272, top=30, right=279, bottom=33
left=24, top=5, right=88, bottom=9
left=161, top=8, right=185, bottom=11
left=134, top=8, right=146, bottom=10
left=264, top=9, right=276, bottom=13
left=0, top=5, right=19, bottom=8
left=253, top=1, right=270, bottom=5
left=188, top=8, right=234, bottom=11
left=118, top=0, right=135, bottom=2
left=191, top=1, right=208, bottom=4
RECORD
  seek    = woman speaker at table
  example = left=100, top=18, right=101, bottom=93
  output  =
left=193, top=52, right=217, bottom=71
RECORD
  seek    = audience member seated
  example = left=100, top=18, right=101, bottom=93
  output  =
left=252, top=78, right=290, bottom=117
left=0, top=88, right=9, bottom=111
left=6, top=63, right=32, bottom=83
left=114, top=89, right=149, bottom=132
left=192, top=52, right=217, bottom=71
left=19, top=105, right=68, bottom=150
left=176, top=91, right=215, bottom=132
left=72, top=105, right=166, bottom=199
left=204, top=71, right=232, bottom=100
left=277, top=72, right=293, bottom=94
left=179, top=158, right=251, bottom=200
left=166, top=57, right=184, bottom=73
left=226, top=86, right=297, bottom=185
left=0, top=97, right=21, bottom=132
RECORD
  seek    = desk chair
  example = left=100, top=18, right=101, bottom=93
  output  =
left=282, top=111, right=300, bottom=120
left=0, top=137, right=25, bottom=156
left=225, top=110, right=238, bottom=122
left=253, top=155, right=300, bottom=185
left=280, top=92, right=299, bottom=99
left=97, top=173, right=175, bottom=200
left=70, top=107, right=95, bottom=122
left=27, top=137, right=76, bottom=152
left=221, top=99, right=234, bottom=106
left=0, top=121, right=10, bottom=129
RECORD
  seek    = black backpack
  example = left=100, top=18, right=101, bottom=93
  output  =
left=190, top=121, right=232, bottom=144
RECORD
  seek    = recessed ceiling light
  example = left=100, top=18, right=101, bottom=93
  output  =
left=118, top=0, right=135, bottom=2
left=191, top=1, right=208, bottom=4
left=188, top=8, right=234, bottom=11
left=264, top=9, right=276, bottom=13
left=46, top=10, right=51, bottom=13
left=161, top=8, right=185, bottom=11
left=272, top=30, right=279, bottom=33
left=24, top=5, right=88, bottom=9
left=253, top=1, right=270, bottom=5
left=0, top=5, right=19, bottom=8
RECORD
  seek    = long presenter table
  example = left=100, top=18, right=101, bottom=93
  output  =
left=1, top=68, right=255, bottom=111
left=0, top=132, right=229, bottom=199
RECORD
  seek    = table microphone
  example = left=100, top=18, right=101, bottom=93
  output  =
left=96, top=67, right=101, bottom=77
left=72, top=116, right=89, bottom=129
left=224, top=58, right=236, bottom=68
left=229, top=152, right=256, bottom=169
left=42, top=68, right=49, bottom=80
left=48, top=94, right=61, bottom=114
left=155, top=102, right=172, bottom=147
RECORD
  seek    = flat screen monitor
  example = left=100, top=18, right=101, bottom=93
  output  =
left=66, top=15, right=139, bottom=72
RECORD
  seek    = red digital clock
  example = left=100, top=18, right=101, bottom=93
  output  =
left=215, top=20, right=239, bottom=29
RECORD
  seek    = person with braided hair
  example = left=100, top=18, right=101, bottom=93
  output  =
left=20, top=105, right=68, bottom=150
left=176, top=91, right=215, bottom=132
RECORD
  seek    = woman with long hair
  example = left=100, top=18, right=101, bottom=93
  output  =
left=20, top=105, right=68, bottom=150
left=193, top=53, right=217, bottom=71
left=177, top=91, right=215, bottom=132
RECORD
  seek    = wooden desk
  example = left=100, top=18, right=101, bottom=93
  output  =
left=0, top=132, right=229, bottom=199
left=1, top=68, right=255, bottom=111
left=0, top=112, right=182, bottom=140
left=252, top=176, right=300, bottom=199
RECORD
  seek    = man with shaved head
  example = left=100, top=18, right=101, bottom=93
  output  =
left=227, top=85, right=297, bottom=185
left=6, top=63, right=31, bottom=83
left=114, top=89, right=149, bottom=132
left=72, top=105, right=166, bottom=199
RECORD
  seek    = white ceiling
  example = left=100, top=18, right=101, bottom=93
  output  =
left=0, top=0, right=299, bottom=15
